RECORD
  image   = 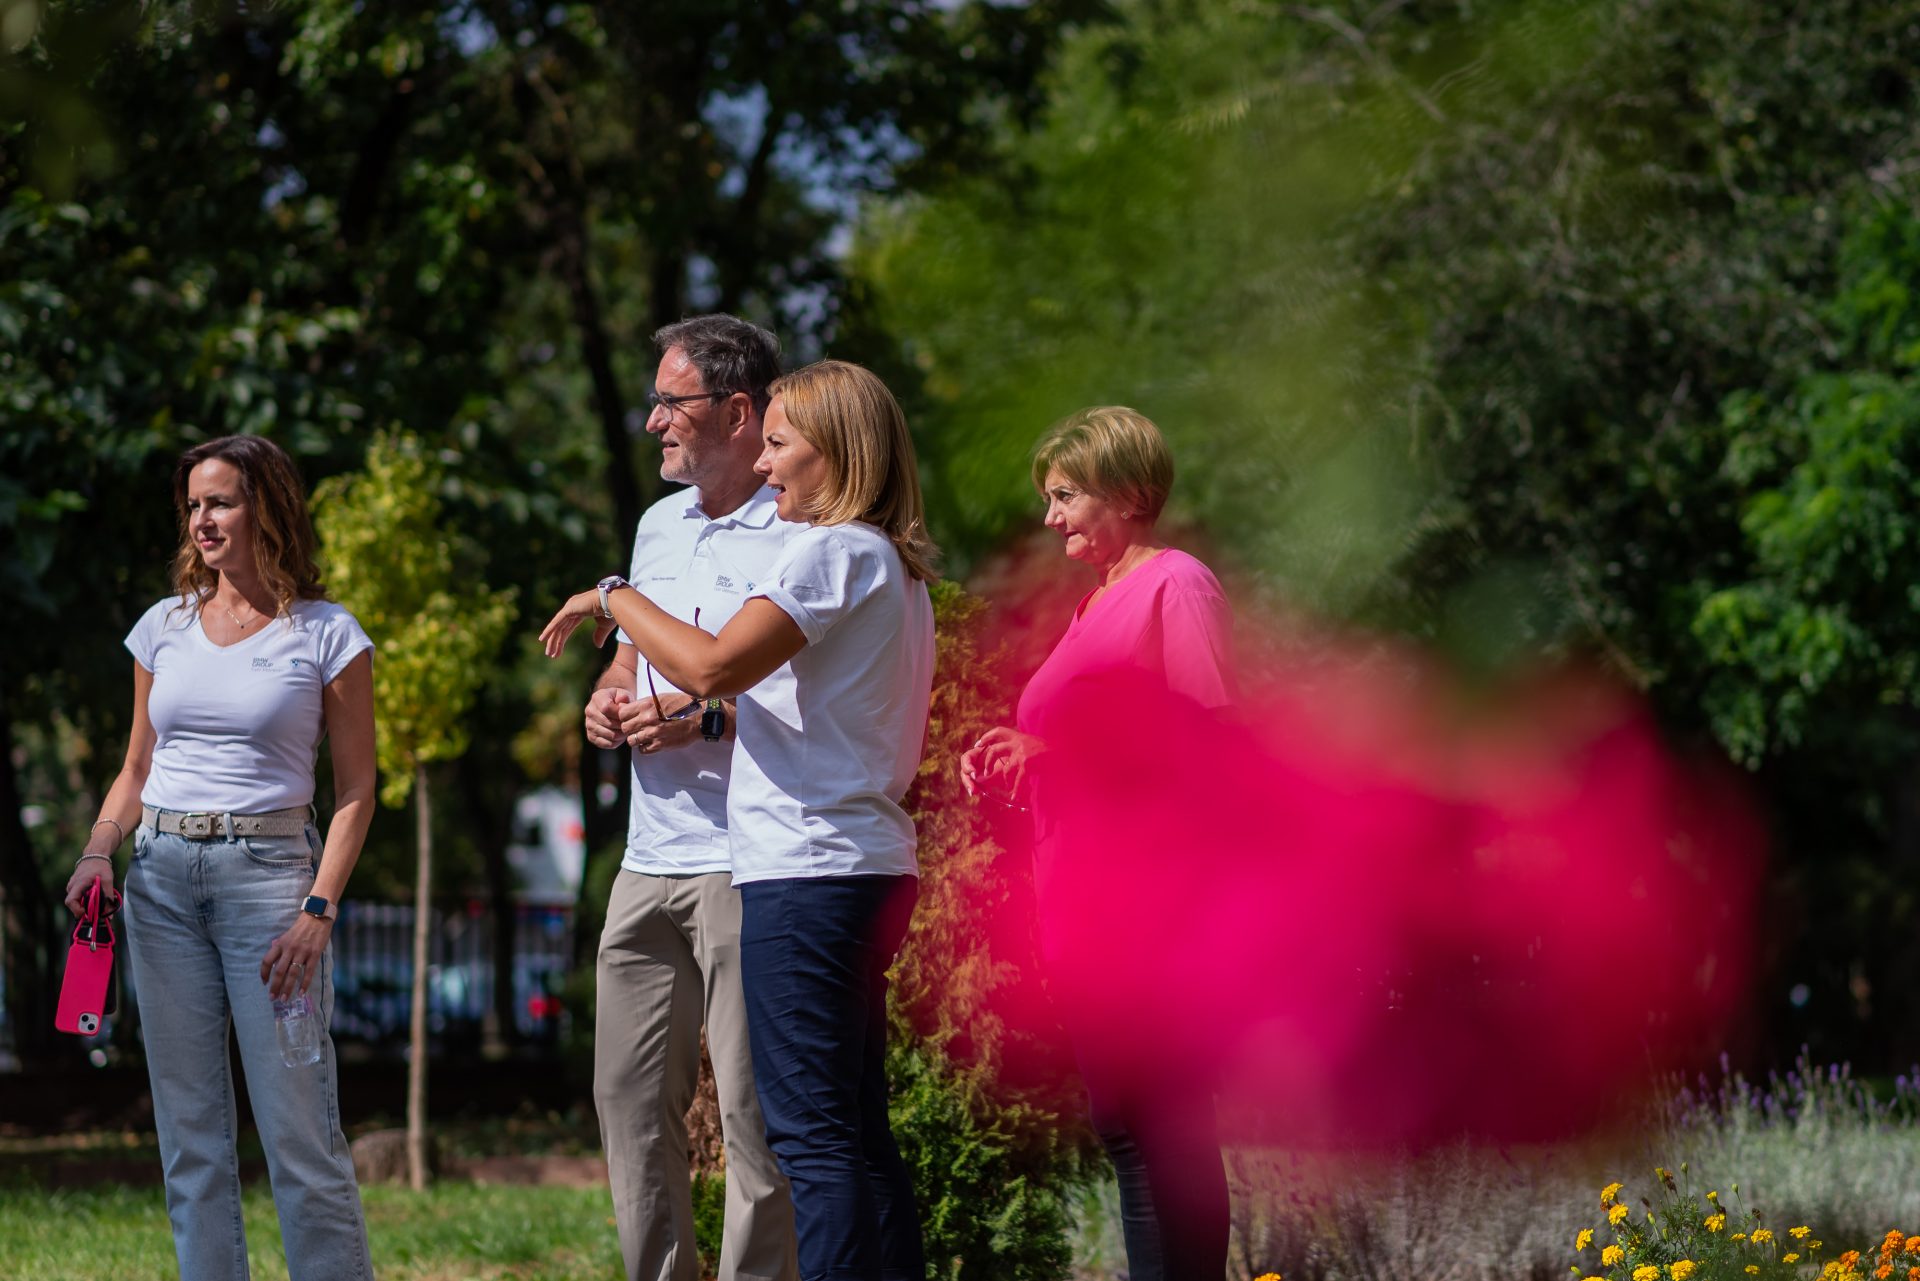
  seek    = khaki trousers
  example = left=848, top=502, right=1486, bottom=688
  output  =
left=595, top=868, right=798, bottom=1281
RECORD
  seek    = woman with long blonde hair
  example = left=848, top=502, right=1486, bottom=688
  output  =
left=543, top=358, right=936, bottom=1279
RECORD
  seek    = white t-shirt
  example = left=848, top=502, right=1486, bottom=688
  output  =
left=727, top=522, right=935, bottom=885
left=126, top=596, right=374, bottom=814
left=615, top=485, right=802, bottom=875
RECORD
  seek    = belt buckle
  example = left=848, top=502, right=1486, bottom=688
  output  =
left=179, top=812, right=218, bottom=839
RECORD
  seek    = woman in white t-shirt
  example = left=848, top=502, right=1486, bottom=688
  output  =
left=62, top=435, right=377, bottom=1281
left=542, top=359, right=937, bottom=1280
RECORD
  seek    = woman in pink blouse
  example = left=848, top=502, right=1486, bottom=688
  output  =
left=961, top=405, right=1233, bottom=1281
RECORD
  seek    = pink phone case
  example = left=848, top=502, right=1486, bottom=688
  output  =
left=55, top=881, right=116, bottom=1037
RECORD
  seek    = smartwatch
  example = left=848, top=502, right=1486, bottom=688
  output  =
left=596, top=575, right=629, bottom=619
left=301, top=894, right=337, bottom=922
left=700, top=698, right=726, bottom=742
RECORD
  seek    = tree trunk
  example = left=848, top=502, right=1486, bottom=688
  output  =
left=407, top=762, right=432, bottom=1190
left=0, top=706, right=52, bottom=1065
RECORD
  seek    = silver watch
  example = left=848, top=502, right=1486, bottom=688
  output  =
left=596, top=575, right=629, bottom=620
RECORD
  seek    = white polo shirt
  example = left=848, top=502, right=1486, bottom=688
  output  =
left=727, top=522, right=935, bottom=885
left=616, top=485, right=801, bottom=875
left=127, top=596, right=374, bottom=814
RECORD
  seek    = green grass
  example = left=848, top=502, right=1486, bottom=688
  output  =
left=0, top=1180, right=628, bottom=1280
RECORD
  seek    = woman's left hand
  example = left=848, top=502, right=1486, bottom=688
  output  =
left=540, top=589, right=618, bottom=658
left=260, top=915, right=333, bottom=999
left=961, top=727, right=1045, bottom=800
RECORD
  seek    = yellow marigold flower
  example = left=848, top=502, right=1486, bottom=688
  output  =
left=1252, top=1274, right=1282, bottom=1281
left=1752, top=1228, right=1774, bottom=1244
left=1791, top=1228, right=1812, bottom=1240
left=1576, top=1229, right=1594, bottom=1251
left=1848, top=1252, right=1865, bottom=1267
left=1744, top=1269, right=1757, bottom=1277
left=1706, top=1214, right=1727, bottom=1232
left=1609, top=1204, right=1631, bottom=1226
left=1783, top=1254, right=1799, bottom=1264
left=1879, top=1266, right=1896, bottom=1280
left=1603, top=1246, right=1626, bottom=1267
left=1634, top=1267, right=1662, bottom=1281
left=1671, top=1261, right=1697, bottom=1280
left=1732, top=1233, right=1747, bottom=1242
left=1909, top=1239, right=1920, bottom=1257
left=1708, top=1190, right=1720, bottom=1202
left=1601, top=1182, right=1624, bottom=1206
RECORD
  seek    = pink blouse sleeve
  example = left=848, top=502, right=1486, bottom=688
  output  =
left=1154, top=587, right=1235, bottom=709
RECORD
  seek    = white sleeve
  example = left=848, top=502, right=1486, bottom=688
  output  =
left=123, top=600, right=166, bottom=672
left=318, top=606, right=376, bottom=683
left=753, top=527, right=885, bottom=646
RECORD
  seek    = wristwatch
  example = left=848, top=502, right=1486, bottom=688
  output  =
left=301, top=894, right=337, bottom=922
left=596, top=575, right=629, bottom=619
left=700, top=698, right=726, bottom=742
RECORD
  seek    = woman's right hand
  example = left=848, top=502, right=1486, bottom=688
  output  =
left=63, top=859, right=119, bottom=917
left=960, top=727, right=1044, bottom=800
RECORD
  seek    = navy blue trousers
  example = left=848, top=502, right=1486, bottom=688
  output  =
left=739, top=875, right=925, bottom=1281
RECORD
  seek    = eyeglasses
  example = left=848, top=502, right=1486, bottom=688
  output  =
left=645, top=388, right=734, bottom=416
left=646, top=607, right=706, bottom=722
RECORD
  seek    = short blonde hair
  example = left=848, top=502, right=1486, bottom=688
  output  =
left=1031, top=405, right=1174, bottom=522
left=771, top=359, right=940, bottom=582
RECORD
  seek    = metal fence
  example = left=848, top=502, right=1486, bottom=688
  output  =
left=329, top=901, right=576, bottom=1052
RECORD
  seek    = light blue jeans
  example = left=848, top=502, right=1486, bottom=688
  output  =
left=124, top=820, right=373, bottom=1281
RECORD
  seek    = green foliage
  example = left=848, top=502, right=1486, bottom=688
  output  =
left=889, top=1041, right=1078, bottom=1281
left=1692, top=202, right=1920, bottom=765
left=313, top=431, right=517, bottom=807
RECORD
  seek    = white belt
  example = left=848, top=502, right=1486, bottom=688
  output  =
left=142, top=805, right=310, bottom=840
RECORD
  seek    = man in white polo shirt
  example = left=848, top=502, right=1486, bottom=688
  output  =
left=584, top=314, right=799, bottom=1281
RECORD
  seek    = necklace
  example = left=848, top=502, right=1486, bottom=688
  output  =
left=224, top=600, right=260, bottom=630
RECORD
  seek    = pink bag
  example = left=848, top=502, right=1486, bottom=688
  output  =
left=55, top=878, right=116, bottom=1036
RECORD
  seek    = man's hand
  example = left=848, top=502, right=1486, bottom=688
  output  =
left=586, top=688, right=632, bottom=750
left=620, top=694, right=705, bottom=757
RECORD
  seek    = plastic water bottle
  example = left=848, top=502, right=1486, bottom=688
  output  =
left=274, top=992, right=323, bottom=1067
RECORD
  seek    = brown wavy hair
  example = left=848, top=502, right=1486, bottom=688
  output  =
left=169, top=435, right=327, bottom=617
left=769, top=360, right=940, bottom=582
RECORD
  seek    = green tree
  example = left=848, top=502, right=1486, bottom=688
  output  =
left=314, top=431, right=517, bottom=1188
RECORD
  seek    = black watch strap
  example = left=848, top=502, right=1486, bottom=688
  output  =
left=700, top=698, right=726, bottom=742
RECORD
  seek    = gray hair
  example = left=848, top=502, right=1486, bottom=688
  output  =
left=652, top=314, right=783, bottom=409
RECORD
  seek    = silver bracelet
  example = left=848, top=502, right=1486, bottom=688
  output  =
left=89, top=818, right=126, bottom=846
left=74, top=852, right=114, bottom=867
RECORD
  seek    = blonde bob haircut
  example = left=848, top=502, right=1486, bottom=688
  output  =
left=770, top=359, right=940, bottom=582
left=1031, top=405, right=1174, bottom=523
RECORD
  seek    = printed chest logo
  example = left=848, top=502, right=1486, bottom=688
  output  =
left=251, top=658, right=307, bottom=672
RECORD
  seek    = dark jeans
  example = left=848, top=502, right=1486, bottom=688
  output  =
left=739, top=875, right=925, bottom=1281
left=1075, top=1031, right=1229, bottom=1281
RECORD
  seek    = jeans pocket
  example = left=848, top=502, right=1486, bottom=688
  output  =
left=240, top=826, right=321, bottom=871
left=130, top=824, right=153, bottom=862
